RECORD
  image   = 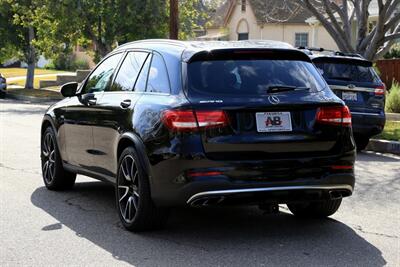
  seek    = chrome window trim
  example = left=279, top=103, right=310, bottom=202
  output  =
left=351, top=111, right=382, bottom=116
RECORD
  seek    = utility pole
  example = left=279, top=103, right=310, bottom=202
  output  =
left=169, top=0, right=179, bottom=39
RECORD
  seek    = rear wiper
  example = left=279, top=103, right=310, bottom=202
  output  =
left=267, top=85, right=310, bottom=93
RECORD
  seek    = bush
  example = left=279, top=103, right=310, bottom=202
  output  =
left=49, top=53, right=90, bottom=71
left=386, top=81, right=400, bottom=113
left=44, top=61, right=56, bottom=70
left=53, top=53, right=74, bottom=70
left=72, top=59, right=89, bottom=70
left=384, top=44, right=400, bottom=59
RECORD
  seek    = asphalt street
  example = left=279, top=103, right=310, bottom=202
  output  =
left=1, top=99, right=399, bottom=266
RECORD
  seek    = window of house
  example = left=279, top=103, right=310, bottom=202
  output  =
left=241, top=0, right=246, bottom=12
left=238, top=33, right=249, bottom=40
left=295, top=33, right=309, bottom=47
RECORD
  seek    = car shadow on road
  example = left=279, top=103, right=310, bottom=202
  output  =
left=31, top=181, right=386, bottom=266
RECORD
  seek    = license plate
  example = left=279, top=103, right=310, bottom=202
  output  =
left=256, top=112, right=292, bottom=132
left=342, top=92, right=357, bottom=101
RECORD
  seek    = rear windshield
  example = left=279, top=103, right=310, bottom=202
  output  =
left=187, top=59, right=327, bottom=97
left=314, top=61, right=380, bottom=83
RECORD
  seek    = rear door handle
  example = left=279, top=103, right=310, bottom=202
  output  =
left=120, top=99, right=131, bottom=108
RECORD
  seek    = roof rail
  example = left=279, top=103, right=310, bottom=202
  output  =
left=332, top=51, right=364, bottom=58
left=116, top=39, right=187, bottom=49
left=298, top=46, right=365, bottom=59
left=297, top=46, right=335, bottom=53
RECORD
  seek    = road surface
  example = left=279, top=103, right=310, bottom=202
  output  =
left=1, top=99, right=399, bottom=266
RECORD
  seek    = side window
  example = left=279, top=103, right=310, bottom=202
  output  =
left=111, top=51, right=148, bottom=91
left=134, top=55, right=151, bottom=92
left=146, top=53, right=171, bottom=94
left=81, top=53, right=122, bottom=94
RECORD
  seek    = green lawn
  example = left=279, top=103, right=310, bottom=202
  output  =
left=374, top=121, right=400, bottom=141
left=8, top=75, right=58, bottom=89
left=0, top=68, right=68, bottom=78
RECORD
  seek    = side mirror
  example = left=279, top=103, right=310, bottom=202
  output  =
left=60, top=82, right=78, bottom=97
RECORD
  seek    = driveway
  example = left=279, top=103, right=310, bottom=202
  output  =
left=0, top=99, right=399, bottom=266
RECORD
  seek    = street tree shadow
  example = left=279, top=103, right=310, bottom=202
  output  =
left=31, top=181, right=386, bottom=267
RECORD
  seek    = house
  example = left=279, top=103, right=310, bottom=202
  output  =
left=198, top=0, right=382, bottom=50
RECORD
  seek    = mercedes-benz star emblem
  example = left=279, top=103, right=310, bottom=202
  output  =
left=268, top=95, right=280, bottom=105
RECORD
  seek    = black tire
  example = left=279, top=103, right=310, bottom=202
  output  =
left=116, top=147, right=169, bottom=232
left=355, top=136, right=370, bottom=151
left=41, top=127, right=76, bottom=190
left=287, top=199, right=342, bottom=218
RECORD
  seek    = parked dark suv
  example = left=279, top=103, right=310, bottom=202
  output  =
left=301, top=48, right=385, bottom=150
left=0, top=72, right=6, bottom=98
left=41, top=40, right=355, bottom=231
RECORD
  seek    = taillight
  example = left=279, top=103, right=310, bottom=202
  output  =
left=162, top=110, right=228, bottom=132
left=316, top=106, right=352, bottom=126
left=374, top=84, right=386, bottom=96
left=195, top=110, right=228, bottom=128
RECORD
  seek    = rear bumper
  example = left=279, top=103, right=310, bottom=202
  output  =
left=351, top=111, right=385, bottom=137
left=149, top=153, right=355, bottom=207
left=187, top=184, right=353, bottom=207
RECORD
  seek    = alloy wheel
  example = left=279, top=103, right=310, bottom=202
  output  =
left=117, top=155, right=140, bottom=223
left=42, top=132, right=56, bottom=184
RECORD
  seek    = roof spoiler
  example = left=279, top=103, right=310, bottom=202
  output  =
left=185, top=48, right=312, bottom=63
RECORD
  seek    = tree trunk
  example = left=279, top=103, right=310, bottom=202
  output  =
left=25, top=26, right=35, bottom=89
left=296, top=0, right=400, bottom=62
left=169, top=0, right=179, bottom=39
left=93, top=39, right=111, bottom=58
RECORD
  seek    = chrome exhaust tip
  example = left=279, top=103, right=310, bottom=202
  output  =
left=189, top=196, right=225, bottom=207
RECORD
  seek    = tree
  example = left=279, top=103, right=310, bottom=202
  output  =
left=0, top=3, right=21, bottom=63
left=178, top=0, right=209, bottom=40
left=295, top=0, right=400, bottom=61
left=170, top=0, right=179, bottom=39
left=0, top=0, right=41, bottom=89
left=39, top=0, right=169, bottom=60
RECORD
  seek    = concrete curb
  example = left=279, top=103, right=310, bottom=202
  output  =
left=366, top=139, right=400, bottom=155
left=5, top=92, right=62, bottom=103
left=386, top=113, right=400, bottom=121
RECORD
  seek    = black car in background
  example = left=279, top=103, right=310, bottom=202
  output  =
left=41, top=40, right=356, bottom=231
left=0, top=73, right=6, bottom=97
left=302, top=48, right=385, bottom=151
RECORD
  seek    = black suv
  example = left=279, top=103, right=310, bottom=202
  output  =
left=302, top=48, right=385, bottom=150
left=41, top=40, right=355, bottom=231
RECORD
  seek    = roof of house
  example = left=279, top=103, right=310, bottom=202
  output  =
left=207, top=0, right=234, bottom=28
left=249, top=0, right=315, bottom=24
left=208, top=0, right=315, bottom=28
